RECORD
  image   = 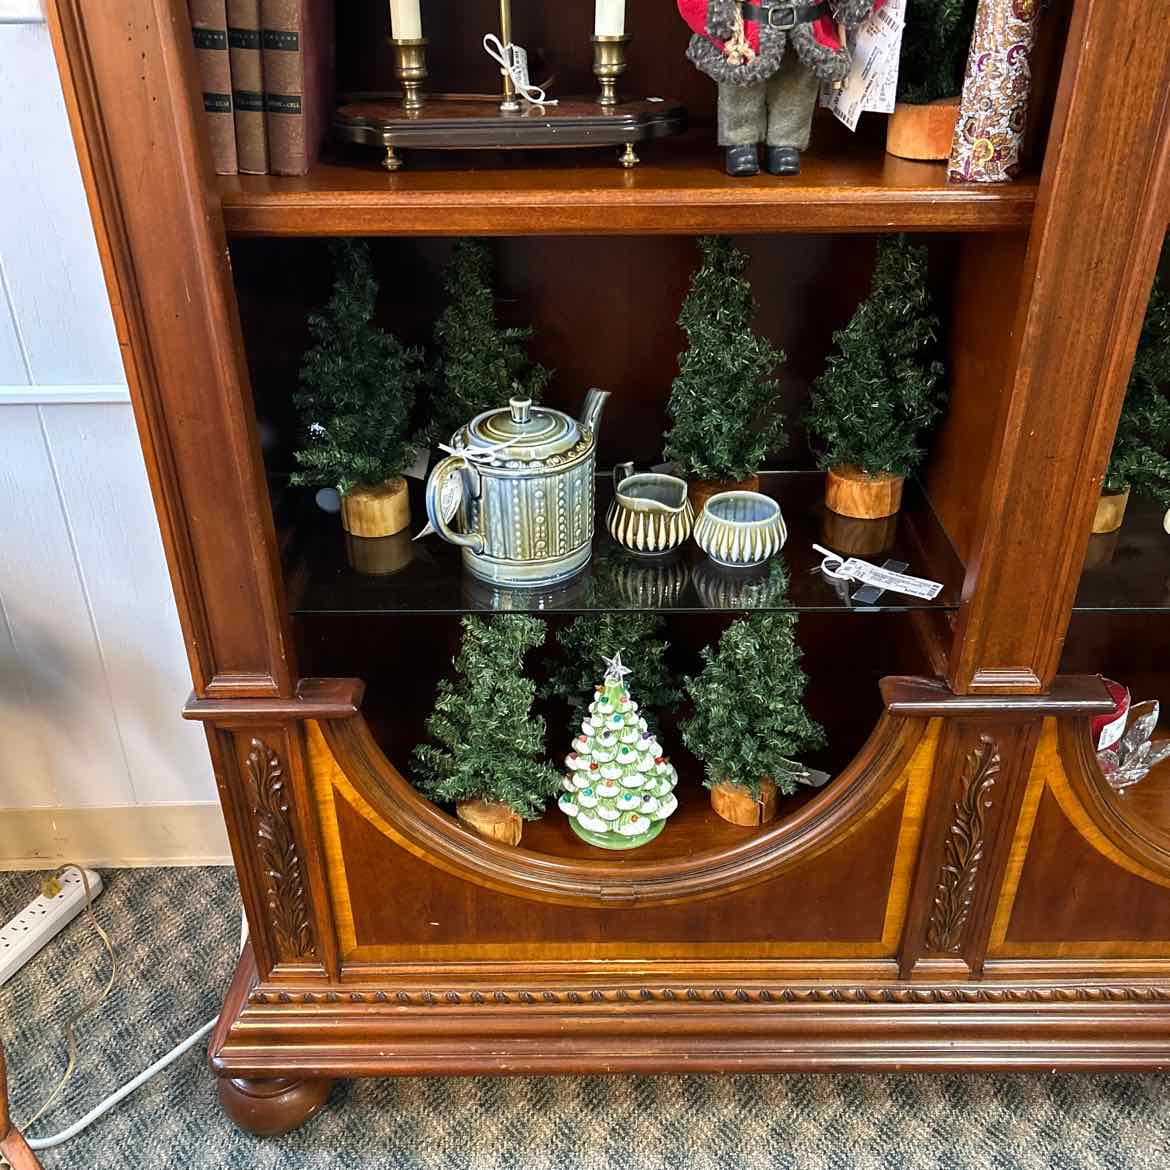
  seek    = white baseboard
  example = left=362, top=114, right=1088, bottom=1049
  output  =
left=0, top=384, right=130, bottom=404
left=0, top=803, right=232, bottom=869
left=0, top=1, right=45, bottom=23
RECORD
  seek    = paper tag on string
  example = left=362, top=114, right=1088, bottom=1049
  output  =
left=836, top=557, right=943, bottom=601
left=823, top=0, right=906, bottom=130
left=482, top=35, right=557, bottom=106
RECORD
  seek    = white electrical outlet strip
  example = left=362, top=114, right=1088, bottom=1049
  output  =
left=0, top=867, right=103, bottom=987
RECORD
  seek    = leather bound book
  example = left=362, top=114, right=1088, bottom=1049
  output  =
left=260, top=0, right=334, bottom=176
left=188, top=0, right=238, bottom=175
left=228, top=0, right=268, bottom=173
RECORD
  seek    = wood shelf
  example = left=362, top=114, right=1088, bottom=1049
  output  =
left=218, top=134, right=1038, bottom=238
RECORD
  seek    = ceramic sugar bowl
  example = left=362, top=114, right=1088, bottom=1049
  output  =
left=606, top=462, right=694, bottom=556
left=694, top=491, right=787, bottom=568
left=425, top=391, right=609, bottom=588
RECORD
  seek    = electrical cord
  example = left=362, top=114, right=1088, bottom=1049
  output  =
left=19, top=870, right=248, bottom=1152
left=21, top=868, right=116, bottom=1132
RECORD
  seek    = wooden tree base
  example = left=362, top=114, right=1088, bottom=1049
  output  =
left=457, top=799, right=523, bottom=845
left=217, top=1076, right=334, bottom=1136
left=825, top=465, right=904, bottom=520
left=886, top=98, right=961, bottom=161
left=341, top=477, right=411, bottom=538
left=688, top=474, right=760, bottom=516
left=1092, top=488, right=1130, bottom=534
left=345, top=530, right=415, bottom=576
left=710, top=779, right=777, bottom=826
left=820, top=508, right=898, bottom=557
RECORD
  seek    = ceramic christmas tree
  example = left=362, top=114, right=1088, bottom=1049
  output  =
left=559, top=651, right=679, bottom=850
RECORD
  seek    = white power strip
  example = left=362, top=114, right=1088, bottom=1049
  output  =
left=0, top=867, right=103, bottom=987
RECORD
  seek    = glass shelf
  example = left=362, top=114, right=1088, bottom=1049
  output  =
left=1076, top=493, right=1170, bottom=613
left=282, top=470, right=963, bottom=617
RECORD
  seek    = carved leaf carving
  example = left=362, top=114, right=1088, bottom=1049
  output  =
left=926, top=735, right=1001, bottom=954
left=245, top=737, right=316, bottom=961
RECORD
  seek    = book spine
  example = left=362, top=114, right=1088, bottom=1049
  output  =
left=227, top=0, right=268, bottom=174
left=188, top=0, right=238, bottom=176
left=260, top=0, right=334, bottom=177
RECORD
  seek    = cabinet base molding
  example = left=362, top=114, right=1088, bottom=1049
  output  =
left=214, top=950, right=1170, bottom=1086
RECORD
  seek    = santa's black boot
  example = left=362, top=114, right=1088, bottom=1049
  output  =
left=725, top=145, right=760, bottom=177
left=765, top=146, right=801, bottom=176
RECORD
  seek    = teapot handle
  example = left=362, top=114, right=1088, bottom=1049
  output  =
left=425, top=455, right=485, bottom=554
left=613, top=461, right=635, bottom=493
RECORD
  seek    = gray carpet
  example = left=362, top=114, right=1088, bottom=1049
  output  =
left=1, top=867, right=1168, bottom=1169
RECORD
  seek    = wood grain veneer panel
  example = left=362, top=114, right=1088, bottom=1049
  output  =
left=307, top=717, right=937, bottom=963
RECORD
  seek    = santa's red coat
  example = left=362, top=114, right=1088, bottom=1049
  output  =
left=677, top=0, right=878, bottom=58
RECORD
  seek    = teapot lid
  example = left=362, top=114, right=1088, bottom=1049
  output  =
left=462, top=398, right=581, bottom=464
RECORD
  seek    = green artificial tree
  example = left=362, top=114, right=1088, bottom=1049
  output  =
left=682, top=612, right=825, bottom=801
left=291, top=239, right=425, bottom=495
left=664, top=236, right=787, bottom=484
left=1103, top=278, right=1170, bottom=505
left=558, top=652, right=680, bottom=851
left=541, top=613, right=683, bottom=736
left=897, top=0, right=979, bottom=105
left=430, top=239, right=552, bottom=442
left=411, top=615, right=562, bottom=821
left=805, top=235, right=946, bottom=479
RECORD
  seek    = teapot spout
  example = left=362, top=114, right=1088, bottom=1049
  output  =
left=579, top=387, right=610, bottom=437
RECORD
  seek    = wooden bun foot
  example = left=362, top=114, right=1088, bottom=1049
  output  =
left=217, top=1076, right=335, bottom=1136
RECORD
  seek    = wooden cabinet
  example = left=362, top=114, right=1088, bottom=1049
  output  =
left=46, top=0, right=1170, bottom=1135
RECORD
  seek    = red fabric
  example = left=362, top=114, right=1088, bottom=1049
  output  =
left=676, top=1, right=886, bottom=56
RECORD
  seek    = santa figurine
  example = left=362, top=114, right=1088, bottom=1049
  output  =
left=679, top=0, right=881, bottom=177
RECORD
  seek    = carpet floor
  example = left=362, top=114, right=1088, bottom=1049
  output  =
left=0, top=867, right=1167, bottom=1169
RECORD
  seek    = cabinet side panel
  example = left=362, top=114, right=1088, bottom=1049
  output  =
left=44, top=0, right=293, bottom=696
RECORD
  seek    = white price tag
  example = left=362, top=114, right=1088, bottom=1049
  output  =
left=836, top=557, right=943, bottom=601
left=824, top=0, right=906, bottom=131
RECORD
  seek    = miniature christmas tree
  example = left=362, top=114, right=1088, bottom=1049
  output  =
left=541, top=613, right=682, bottom=736
left=1104, top=277, right=1170, bottom=504
left=430, top=239, right=552, bottom=442
left=560, top=652, right=679, bottom=850
left=292, top=239, right=425, bottom=497
left=897, top=0, right=979, bottom=105
left=682, top=612, right=824, bottom=816
left=412, top=616, right=562, bottom=839
left=806, top=235, right=946, bottom=479
left=664, top=236, right=787, bottom=483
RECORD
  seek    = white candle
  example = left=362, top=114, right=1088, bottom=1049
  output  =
left=594, top=0, right=625, bottom=37
left=390, top=0, right=422, bottom=40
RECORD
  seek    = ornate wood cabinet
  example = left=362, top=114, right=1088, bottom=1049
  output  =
left=46, top=0, right=1170, bottom=1136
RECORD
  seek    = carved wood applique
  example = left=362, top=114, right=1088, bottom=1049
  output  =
left=244, top=737, right=317, bottom=961
left=926, top=735, right=1001, bottom=954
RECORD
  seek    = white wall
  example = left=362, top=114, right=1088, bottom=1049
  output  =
left=0, top=11, right=222, bottom=862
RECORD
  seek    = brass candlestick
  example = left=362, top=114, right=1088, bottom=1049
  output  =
left=391, top=37, right=428, bottom=113
left=497, top=0, right=521, bottom=112
left=592, top=34, right=631, bottom=106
